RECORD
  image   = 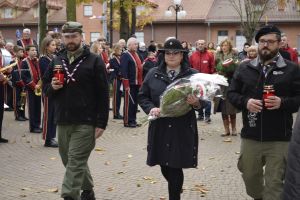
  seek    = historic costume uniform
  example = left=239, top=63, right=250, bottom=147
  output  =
left=17, top=38, right=37, bottom=56
left=21, top=57, right=42, bottom=133
left=11, top=58, right=27, bottom=121
left=39, top=55, right=57, bottom=146
left=0, top=49, right=8, bottom=143
left=120, top=50, right=143, bottom=127
left=109, top=54, right=123, bottom=119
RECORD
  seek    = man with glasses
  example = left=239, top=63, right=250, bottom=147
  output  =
left=43, top=21, right=109, bottom=200
left=228, top=25, right=300, bottom=200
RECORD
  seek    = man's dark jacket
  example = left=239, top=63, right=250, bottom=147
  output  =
left=42, top=46, right=109, bottom=129
left=227, top=55, right=300, bottom=141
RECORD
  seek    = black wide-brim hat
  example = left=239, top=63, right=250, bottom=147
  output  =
left=255, top=25, right=281, bottom=43
left=159, top=38, right=188, bottom=52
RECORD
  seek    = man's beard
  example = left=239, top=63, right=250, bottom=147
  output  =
left=66, top=42, right=81, bottom=52
left=258, top=47, right=279, bottom=62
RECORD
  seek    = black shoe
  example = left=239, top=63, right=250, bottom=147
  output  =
left=205, top=117, right=211, bottom=123
left=197, top=116, right=204, bottom=121
left=254, top=199, right=262, bottom=200
left=81, top=190, right=95, bottom=200
left=16, top=116, right=26, bottom=121
left=113, top=115, right=123, bottom=119
left=4, top=107, right=14, bottom=111
left=44, top=139, right=58, bottom=148
left=0, top=138, right=8, bottom=143
left=64, top=197, right=74, bottom=200
left=30, top=128, right=42, bottom=133
left=124, top=123, right=136, bottom=128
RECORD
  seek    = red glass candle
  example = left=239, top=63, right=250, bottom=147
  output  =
left=54, top=65, right=64, bottom=85
left=263, top=85, right=275, bottom=108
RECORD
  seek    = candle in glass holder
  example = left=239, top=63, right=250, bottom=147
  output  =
left=54, top=65, right=64, bottom=85
left=263, top=85, right=275, bottom=108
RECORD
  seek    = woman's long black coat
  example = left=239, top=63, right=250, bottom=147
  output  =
left=282, top=107, right=300, bottom=200
left=138, top=62, right=198, bottom=168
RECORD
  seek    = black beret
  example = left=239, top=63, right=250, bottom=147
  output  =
left=62, top=21, right=83, bottom=33
left=159, top=38, right=187, bottom=52
left=255, top=25, right=281, bottom=43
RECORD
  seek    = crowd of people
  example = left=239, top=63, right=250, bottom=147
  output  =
left=0, top=22, right=300, bottom=200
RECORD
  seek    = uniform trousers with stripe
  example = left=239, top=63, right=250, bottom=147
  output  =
left=123, top=85, right=139, bottom=125
left=27, top=90, right=41, bottom=130
left=112, top=78, right=122, bottom=117
left=4, top=83, right=13, bottom=109
left=42, top=96, right=56, bottom=141
left=13, top=87, right=26, bottom=119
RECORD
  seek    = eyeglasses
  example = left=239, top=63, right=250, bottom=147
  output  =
left=165, top=51, right=181, bottom=56
left=258, top=39, right=278, bottom=46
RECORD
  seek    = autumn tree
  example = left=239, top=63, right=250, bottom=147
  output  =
left=228, top=0, right=276, bottom=43
left=39, top=0, right=47, bottom=49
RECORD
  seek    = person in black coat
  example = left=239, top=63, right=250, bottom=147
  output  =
left=138, top=38, right=201, bottom=200
left=282, top=108, right=300, bottom=200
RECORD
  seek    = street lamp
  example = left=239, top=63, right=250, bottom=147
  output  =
left=165, top=0, right=186, bottom=39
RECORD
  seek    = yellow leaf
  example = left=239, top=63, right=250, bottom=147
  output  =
left=127, top=154, right=133, bottom=158
left=107, top=187, right=114, bottom=191
left=95, top=147, right=105, bottom=152
left=223, top=138, right=232, bottom=142
left=50, top=157, right=57, bottom=160
left=47, top=187, right=59, bottom=193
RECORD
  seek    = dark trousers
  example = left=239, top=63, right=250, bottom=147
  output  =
left=198, top=100, right=211, bottom=118
left=27, top=90, right=41, bottom=130
left=160, top=166, right=184, bottom=200
left=4, top=83, right=13, bottom=108
left=13, top=87, right=26, bottom=119
left=123, top=85, right=139, bottom=125
left=112, top=78, right=122, bottom=117
left=42, top=96, right=56, bottom=141
left=0, top=85, right=4, bottom=138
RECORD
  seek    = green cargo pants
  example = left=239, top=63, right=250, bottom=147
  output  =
left=238, top=138, right=288, bottom=200
left=58, top=124, right=95, bottom=200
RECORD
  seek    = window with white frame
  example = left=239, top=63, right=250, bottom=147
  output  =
left=4, top=7, right=13, bottom=18
left=135, top=32, right=144, bottom=43
left=84, top=5, right=93, bottom=16
left=90, top=32, right=100, bottom=42
left=217, top=30, right=228, bottom=45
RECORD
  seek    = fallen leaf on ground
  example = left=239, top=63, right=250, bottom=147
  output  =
left=136, top=183, right=141, bottom=187
left=159, top=197, right=166, bottom=200
left=104, top=161, right=110, bottom=165
left=150, top=181, right=157, bottom=184
left=127, top=154, right=133, bottom=158
left=47, top=188, right=59, bottom=193
left=143, top=176, right=153, bottom=180
left=192, top=184, right=209, bottom=194
left=50, top=157, right=57, bottom=160
left=208, top=157, right=215, bottom=160
left=117, top=171, right=125, bottom=174
left=107, top=187, right=115, bottom=191
left=20, top=194, right=27, bottom=197
left=223, top=138, right=232, bottom=142
left=95, top=147, right=105, bottom=152
left=235, top=151, right=240, bottom=154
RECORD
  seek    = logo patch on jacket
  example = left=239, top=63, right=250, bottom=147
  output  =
left=273, top=71, right=284, bottom=75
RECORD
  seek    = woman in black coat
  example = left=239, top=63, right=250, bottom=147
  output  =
left=282, top=108, right=300, bottom=200
left=138, top=39, right=200, bottom=200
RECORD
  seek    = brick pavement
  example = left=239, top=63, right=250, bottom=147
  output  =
left=0, top=109, right=252, bottom=200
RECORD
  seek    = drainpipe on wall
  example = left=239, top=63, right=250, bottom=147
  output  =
left=207, top=22, right=211, bottom=42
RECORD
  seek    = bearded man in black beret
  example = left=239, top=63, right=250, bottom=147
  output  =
left=228, top=25, right=300, bottom=200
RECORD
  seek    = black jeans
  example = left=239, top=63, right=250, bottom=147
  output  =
left=160, top=165, right=184, bottom=200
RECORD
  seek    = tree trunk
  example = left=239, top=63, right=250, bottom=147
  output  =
left=39, top=0, right=47, bottom=49
left=120, top=0, right=129, bottom=40
left=130, top=6, right=136, bottom=36
left=66, top=0, right=76, bottom=21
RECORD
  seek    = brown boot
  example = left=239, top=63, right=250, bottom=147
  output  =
left=221, top=115, right=230, bottom=137
left=230, top=114, right=237, bottom=136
